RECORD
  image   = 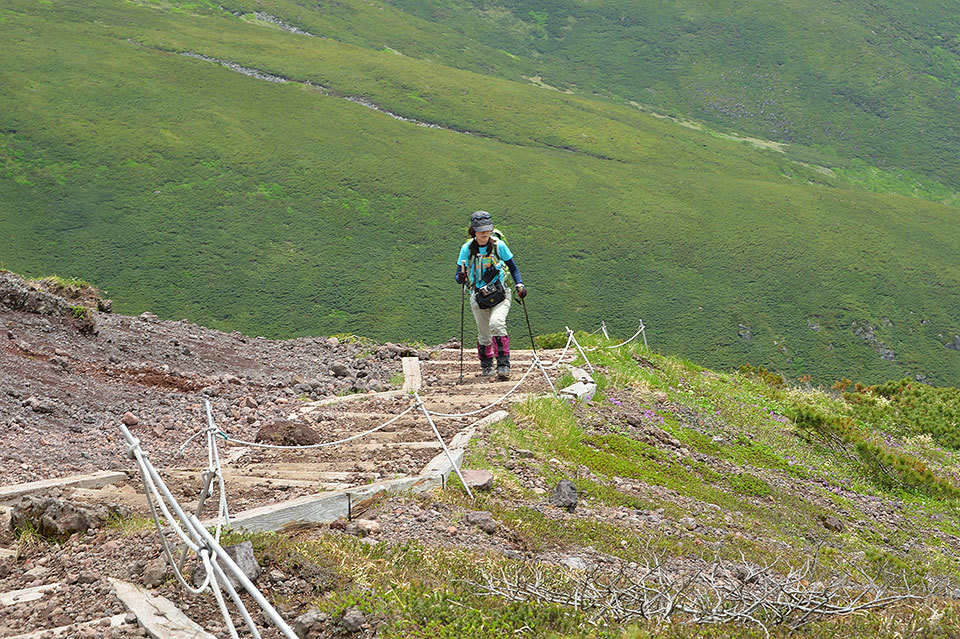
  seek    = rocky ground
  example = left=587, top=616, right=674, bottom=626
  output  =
left=0, top=270, right=434, bottom=486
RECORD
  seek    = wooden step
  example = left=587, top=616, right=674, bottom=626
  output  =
left=0, top=583, right=60, bottom=607
left=110, top=578, right=216, bottom=638
left=0, top=471, right=128, bottom=503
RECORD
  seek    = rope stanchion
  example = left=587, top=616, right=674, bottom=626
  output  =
left=120, top=419, right=299, bottom=639
left=415, top=392, right=474, bottom=500
left=566, top=327, right=595, bottom=372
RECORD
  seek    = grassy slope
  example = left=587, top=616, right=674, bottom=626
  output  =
left=206, top=335, right=960, bottom=637
left=384, top=0, right=960, bottom=191
left=1, top=0, right=960, bottom=385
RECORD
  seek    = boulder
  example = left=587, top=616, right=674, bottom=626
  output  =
left=10, top=496, right=129, bottom=541
left=256, top=420, right=322, bottom=446
left=946, top=335, right=960, bottom=351
left=548, top=479, right=578, bottom=512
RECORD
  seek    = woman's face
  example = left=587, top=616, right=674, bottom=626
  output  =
left=475, top=230, right=492, bottom=245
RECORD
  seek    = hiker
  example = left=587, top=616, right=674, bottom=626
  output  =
left=456, top=210, right=526, bottom=379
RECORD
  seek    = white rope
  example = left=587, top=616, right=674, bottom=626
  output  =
left=424, top=360, right=539, bottom=418
left=132, top=450, right=211, bottom=595
left=585, top=322, right=646, bottom=351
left=218, top=402, right=421, bottom=450
left=541, top=332, right=575, bottom=370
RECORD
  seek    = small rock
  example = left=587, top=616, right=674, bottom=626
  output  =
left=459, top=469, right=494, bottom=491
left=293, top=609, right=328, bottom=639
left=820, top=515, right=844, bottom=533
left=349, top=519, right=381, bottom=537
left=243, top=396, right=258, bottom=409
left=465, top=511, right=497, bottom=534
left=78, top=570, right=98, bottom=584
left=548, top=479, right=578, bottom=512
left=341, top=607, right=366, bottom=633
left=256, top=420, right=321, bottom=446
left=142, top=558, right=167, bottom=587
left=679, top=517, right=698, bottom=531
left=559, top=556, right=587, bottom=571
left=330, top=362, right=351, bottom=377
left=121, top=412, right=139, bottom=426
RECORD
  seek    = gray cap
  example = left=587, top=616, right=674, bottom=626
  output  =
left=470, top=210, right=494, bottom=232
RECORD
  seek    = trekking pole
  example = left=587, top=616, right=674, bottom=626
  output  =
left=459, top=261, right=466, bottom=385
left=520, top=295, right=538, bottom=359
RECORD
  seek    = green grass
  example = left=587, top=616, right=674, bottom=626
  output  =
left=197, top=338, right=960, bottom=636
left=1, top=0, right=959, bottom=387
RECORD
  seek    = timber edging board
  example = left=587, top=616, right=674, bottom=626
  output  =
left=203, top=474, right=442, bottom=533
left=0, top=471, right=128, bottom=503
left=109, top=578, right=216, bottom=639
left=420, top=410, right=508, bottom=482
left=6, top=614, right=127, bottom=639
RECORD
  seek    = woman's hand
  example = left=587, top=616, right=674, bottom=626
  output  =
left=516, top=283, right=527, bottom=299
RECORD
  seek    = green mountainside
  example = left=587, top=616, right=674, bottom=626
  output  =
left=1, top=0, right=960, bottom=385
left=383, top=0, right=960, bottom=191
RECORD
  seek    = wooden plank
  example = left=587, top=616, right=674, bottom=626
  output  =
left=7, top=614, right=127, bottom=638
left=210, top=474, right=441, bottom=532
left=0, top=583, right=59, bottom=607
left=109, top=578, right=216, bottom=639
left=0, top=471, right=128, bottom=503
left=420, top=410, right=508, bottom=480
left=400, top=356, right=422, bottom=393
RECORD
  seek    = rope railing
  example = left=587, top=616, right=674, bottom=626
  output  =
left=177, top=319, right=647, bottom=455
left=212, top=401, right=422, bottom=450
left=123, top=318, right=649, bottom=637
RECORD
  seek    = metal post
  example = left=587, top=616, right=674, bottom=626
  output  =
left=601, top=321, right=609, bottom=339
left=177, top=469, right=214, bottom=571
left=191, top=517, right=299, bottom=639
left=533, top=355, right=557, bottom=395
left=565, top=327, right=594, bottom=372
left=640, top=320, right=648, bottom=349
left=415, top=394, right=473, bottom=499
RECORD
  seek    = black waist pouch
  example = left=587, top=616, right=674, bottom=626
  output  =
left=475, top=281, right=506, bottom=309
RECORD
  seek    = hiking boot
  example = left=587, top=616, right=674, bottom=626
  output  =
left=480, top=356, right=495, bottom=377
left=497, top=364, right=510, bottom=380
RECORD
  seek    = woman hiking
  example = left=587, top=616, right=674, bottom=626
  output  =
left=456, top=210, right=526, bottom=380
